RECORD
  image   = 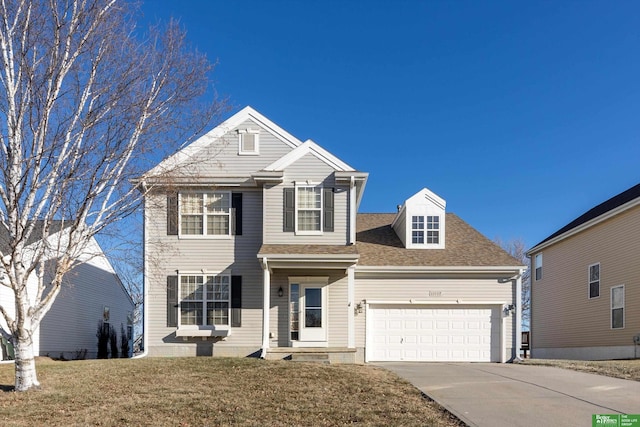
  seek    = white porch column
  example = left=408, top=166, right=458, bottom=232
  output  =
left=261, top=258, right=271, bottom=358
left=347, top=265, right=355, bottom=349
left=515, top=270, right=523, bottom=361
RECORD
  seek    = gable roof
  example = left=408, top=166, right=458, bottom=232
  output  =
left=144, top=106, right=303, bottom=177
left=262, top=139, right=355, bottom=172
left=528, top=182, right=640, bottom=253
left=356, top=213, right=522, bottom=267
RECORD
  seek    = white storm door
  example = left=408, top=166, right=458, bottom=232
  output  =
left=299, top=285, right=327, bottom=342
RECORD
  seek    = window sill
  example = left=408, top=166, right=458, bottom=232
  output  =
left=176, top=327, right=231, bottom=338
left=178, top=235, right=233, bottom=240
left=295, top=231, right=323, bottom=236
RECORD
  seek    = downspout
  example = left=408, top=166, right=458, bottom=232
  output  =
left=349, top=176, right=356, bottom=245
left=514, top=269, right=525, bottom=362
left=133, top=180, right=149, bottom=359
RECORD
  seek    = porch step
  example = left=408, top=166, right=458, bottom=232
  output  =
left=289, top=353, right=330, bottom=364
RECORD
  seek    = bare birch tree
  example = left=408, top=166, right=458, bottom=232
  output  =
left=495, top=237, right=531, bottom=329
left=0, top=0, right=224, bottom=391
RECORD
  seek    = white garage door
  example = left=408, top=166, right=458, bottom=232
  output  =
left=369, top=305, right=495, bottom=362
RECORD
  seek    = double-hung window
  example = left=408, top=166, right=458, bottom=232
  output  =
left=611, top=285, right=624, bottom=329
left=180, top=274, right=230, bottom=327
left=180, top=192, right=231, bottom=236
left=534, top=253, right=543, bottom=281
left=588, top=263, right=600, bottom=299
left=297, top=186, right=322, bottom=232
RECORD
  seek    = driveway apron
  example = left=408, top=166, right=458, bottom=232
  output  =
left=377, top=362, right=640, bottom=427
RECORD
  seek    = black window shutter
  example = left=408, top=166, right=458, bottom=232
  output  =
left=283, top=188, right=295, bottom=232
left=232, top=193, right=243, bottom=236
left=167, top=276, right=178, bottom=327
left=231, top=276, right=242, bottom=327
left=323, top=187, right=334, bottom=232
left=167, top=193, right=178, bottom=235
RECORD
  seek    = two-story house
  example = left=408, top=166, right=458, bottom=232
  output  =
left=527, top=183, right=640, bottom=360
left=139, top=107, right=524, bottom=363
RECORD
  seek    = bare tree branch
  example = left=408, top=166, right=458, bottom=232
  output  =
left=0, top=0, right=225, bottom=391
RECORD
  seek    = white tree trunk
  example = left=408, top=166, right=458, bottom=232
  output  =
left=14, top=332, right=40, bottom=392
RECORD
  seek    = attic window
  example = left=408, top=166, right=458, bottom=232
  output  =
left=412, top=215, right=440, bottom=244
left=238, top=129, right=259, bottom=155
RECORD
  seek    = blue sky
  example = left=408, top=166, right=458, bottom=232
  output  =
left=140, top=1, right=640, bottom=249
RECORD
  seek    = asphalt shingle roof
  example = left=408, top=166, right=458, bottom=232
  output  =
left=258, top=213, right=522, bottom=267
left=356, top=213, right=521, bottom=267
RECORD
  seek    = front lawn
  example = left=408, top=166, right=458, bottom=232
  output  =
left=522, top=358, right=640, bottom=381
left=0, top=357, right=462, bottom=426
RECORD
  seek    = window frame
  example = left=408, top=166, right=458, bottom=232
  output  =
left=611, top=285, right=624, bottom=329
left=295, top=184, right=323, bottom=235
left=238, top=129, right=260, bottom=155
left=426, top=215, right=440, bottom=244
left=411, top=215, right=424, bottom=244
left=178, top=273, right=231, bottom=329
left=534, top=253, right=543, bottom=281
left=178, top=191, right=232, bottom=238
left=588, top=263, right=600, bottom=299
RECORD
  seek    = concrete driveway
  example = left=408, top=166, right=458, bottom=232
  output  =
left=377, top=362, right=640, bottom=427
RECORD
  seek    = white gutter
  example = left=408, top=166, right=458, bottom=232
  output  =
left=356, top=265, right=525, bottom=275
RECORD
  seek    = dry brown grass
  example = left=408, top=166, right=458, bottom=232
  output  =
left=522, top=358, right=640, bottom=381
left=0, top=357, right=463, bottom=426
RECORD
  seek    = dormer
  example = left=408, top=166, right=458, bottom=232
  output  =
left=391, top=188, right=446, bottom=249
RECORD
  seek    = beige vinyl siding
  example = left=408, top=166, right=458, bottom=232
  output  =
left=531, top=205, right=640, bottom=350
left=263, top=154, right=350, bottom=244
left=268, top=269, right=348, bottom=348
left=181, top=119, right=295, bottom=177
left=354, top=275, right=515, bottom=354
left=145, top=189, right=264, bottom=356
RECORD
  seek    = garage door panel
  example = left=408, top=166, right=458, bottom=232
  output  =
left=370, top=305, right=497, bottom=362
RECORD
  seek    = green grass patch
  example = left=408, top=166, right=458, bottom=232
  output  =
left=0, top=357, right=462, bottom=426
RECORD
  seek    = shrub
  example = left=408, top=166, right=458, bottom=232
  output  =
left=120, top=324, right=130, bottom=358
left=109, top=325, right=118, bottom=359
left=96, top=321, right=110, bottom=359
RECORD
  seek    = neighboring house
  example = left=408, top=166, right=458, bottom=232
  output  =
left=527, top=183, right=640, bottom=360
left=0, top=222, right=134, bottom=360
left=140, top=106, right=525, bottom=363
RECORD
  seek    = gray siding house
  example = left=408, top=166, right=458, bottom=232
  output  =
left=140, top=107, right=524, bottom=363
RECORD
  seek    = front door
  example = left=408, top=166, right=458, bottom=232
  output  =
left=289, top=281, right=327, bottom=345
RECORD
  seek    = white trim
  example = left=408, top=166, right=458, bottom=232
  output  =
left=349, top=176, right=357, bottom=245
left=588, top=262, right=601, bottom=300
left=611, top=284, right=625, bottom=330
left=295, top=184, right=323, bottom=235
left=356, top=265, right=525, bottom=275
left=264, top=140, right=354, bottom=172
left=527, top=196, right=640, bottom=255
left=176, top=273, right=231, bottom=329
left=178, top=191, right=232, bottom=238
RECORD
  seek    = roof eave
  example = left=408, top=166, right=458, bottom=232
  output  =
left=526, top=197, right=640, bottom=256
